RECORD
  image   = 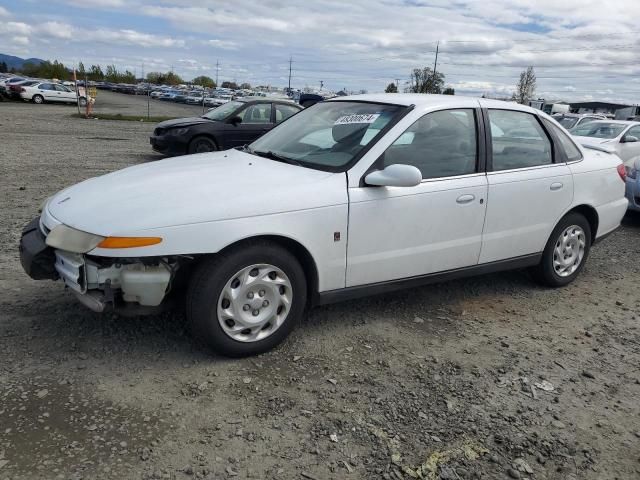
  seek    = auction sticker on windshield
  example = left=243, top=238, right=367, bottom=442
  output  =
left=334, top=113, right=380, bottom=125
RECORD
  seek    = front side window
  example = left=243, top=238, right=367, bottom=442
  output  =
left=239, top=103, right=272, bottom=124
left=54, top=84, right=70, bottom=92
left=489, top=110, right=552, bottom=171
left=382, top=109, right=477, bottom=179
left=249, top=101, right=405, bottom=170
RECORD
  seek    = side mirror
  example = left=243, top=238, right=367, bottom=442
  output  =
left=228, top=115, right=242, bottom=126
left=365, top=164, right=422, bottom=188
left=622, top=135, right=639, bottom=143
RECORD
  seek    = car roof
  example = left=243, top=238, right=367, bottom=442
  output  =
left=327, top=93, right=538, bottom=113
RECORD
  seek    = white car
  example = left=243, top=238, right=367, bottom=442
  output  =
left=20, top=81, right=87, bottom=106
left=571, top=120, right=640, bottom=167
left=20, top=94, right=628, bottom=357
left=553, top=113, right=606, bottom=130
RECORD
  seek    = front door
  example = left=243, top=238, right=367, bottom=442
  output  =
left=346, top=108, right=488, bottom=287
left=225, top=102, right=274, bottom=148
left=479, top=108, right=573, bottom=263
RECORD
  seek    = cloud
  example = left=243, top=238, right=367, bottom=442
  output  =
left=4, top=0, right=640, bottom=103
left=12, top=36, right=30, bottom=46
left=0, top=6, right=9, bottom=17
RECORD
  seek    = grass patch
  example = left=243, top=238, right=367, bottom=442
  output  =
left=70, top=113, right=175, bottom=122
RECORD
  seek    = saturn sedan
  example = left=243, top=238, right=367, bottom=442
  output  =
left=20, top=94, right=627, bottom=357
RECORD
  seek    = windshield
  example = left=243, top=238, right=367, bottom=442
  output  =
left=556, top=116, right=578, bottom=129
left=249, top=101, right=405, bottom=170
left=571, top=122, right=627, bottom=139
left=203, top=101, right=244, bottom=121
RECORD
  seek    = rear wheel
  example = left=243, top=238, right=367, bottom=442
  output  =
left=186, top=242, right=307, bottom=357
left=531, top=212, right=591, bottom=287
left=188, top=136, right=218, bottom=154
left=33, top=95, right=44, bottom=104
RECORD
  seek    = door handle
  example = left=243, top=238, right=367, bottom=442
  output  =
left=456, top=194, right=475, bottom=204
left=550, top=182, right=563, bottom=191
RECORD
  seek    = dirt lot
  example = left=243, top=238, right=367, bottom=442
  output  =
left=1, top=99, right=639, bottom=480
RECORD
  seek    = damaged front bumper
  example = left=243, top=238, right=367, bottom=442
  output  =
left=19, top=216, right=177, bottom=313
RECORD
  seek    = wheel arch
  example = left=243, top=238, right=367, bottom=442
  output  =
left=563, top=204, right=599, bottom=243
left=188, top=133, right=219, bottom=152
left=201, top=234, right=320, bottom=307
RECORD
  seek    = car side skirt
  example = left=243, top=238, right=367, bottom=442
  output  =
left=314, top=253, right=542, bottom=306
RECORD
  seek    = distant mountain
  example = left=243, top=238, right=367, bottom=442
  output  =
left=0, top=54, right=45, bottom=69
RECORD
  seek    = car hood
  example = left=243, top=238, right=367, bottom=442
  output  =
left=46, top=149, right=343, bottom=236
left=572, top=136, right=617, bottom=146
left=156, top=117, right=212, bottom=129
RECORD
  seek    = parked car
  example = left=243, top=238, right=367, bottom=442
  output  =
left=553, top=113, right=606, bottom=130
left=625, top=158, right=640, bottom=212
left=19, top=94, right=628, bottom=357
left=0, top=76, right=25, bottom=95
left=19, top=82, right=87, bottom=106
left=7, top=79, right=40, bottom=99
left=150, top=99, right=302, bottom=155
left=185, top=93, right=205, bottom=105
left=571, top=120, right=640, bottom=166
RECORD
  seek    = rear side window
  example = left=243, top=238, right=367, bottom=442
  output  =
left=544, top=120, right=583, bottom=162
left=489, top=110, right=552, bottom=171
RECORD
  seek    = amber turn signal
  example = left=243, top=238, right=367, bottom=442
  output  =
left=97, top=237, right=162, bottom=249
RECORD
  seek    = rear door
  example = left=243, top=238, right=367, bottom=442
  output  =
left=37, top=83, right=57, bottom=101
left=479, top=107, right=573, bottom=263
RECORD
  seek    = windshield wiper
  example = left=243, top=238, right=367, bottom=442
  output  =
left=251, top=150, right=302, bottom=167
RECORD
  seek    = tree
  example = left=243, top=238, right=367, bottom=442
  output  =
left=192, top=75, right=215, bottom=88
left=407, top=67, right=445, bottom=94
left=221, top=81, right=238, bottom=89
left=514, top=66, right=536, bottom=104
left=239, top=82, right=251, bottom=90
left=443, top=87, right=455, bottom=95
left=385, top=82, right=398, bottom=93
left=88, top=65, right=104, bottom=81
left=0, top=61, right=7, bottom=73
left=78, top=61, right=86, bottom=78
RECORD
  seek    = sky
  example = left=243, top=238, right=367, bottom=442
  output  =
left=1, top=0, right=640, bottom=103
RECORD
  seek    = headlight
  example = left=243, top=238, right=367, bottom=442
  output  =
left=45, top=225, right=105, bottom=253
left=171, top=127, right=189, bottom=136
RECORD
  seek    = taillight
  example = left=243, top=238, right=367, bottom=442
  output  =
left=617, top=164, right=626, bottom=182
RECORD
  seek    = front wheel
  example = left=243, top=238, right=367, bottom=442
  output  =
left=531, top=212, right=591, bottom=287
left=33, top=95, right=44, bottom=104
left=188, top=136, right=217, bottom=154
left=186, top=242, right=307, bottom=357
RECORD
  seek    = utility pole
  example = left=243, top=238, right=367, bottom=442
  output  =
left=320, top=80, right=324, bottom=91
left=395, top=78, right=401, bottom=91
left=141, top=61, right=144, bottom=81
left=432, top=40, right=440, bottom=93
left=288, top=55, right=292, bottom=93
left=215, top=60, right=220, bottom=88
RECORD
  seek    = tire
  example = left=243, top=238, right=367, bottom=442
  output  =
left=78, top=97, right=87, bottom=107
left=188, top=136, right=218, bottom=154
left=186, top=241, right=307, bottom=357
left=531, top=212, right=591, bottom=287
left=32, top=95, right=44, bottom=104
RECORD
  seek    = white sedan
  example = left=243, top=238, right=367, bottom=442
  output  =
left=20, top=94, right=628, bottom=357
left=571, top=120, right=640, bottom=167
left=19, top=81, right=87, bottom=106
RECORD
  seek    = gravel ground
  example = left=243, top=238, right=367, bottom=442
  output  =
left=1, top=99, right=640, bottom=480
